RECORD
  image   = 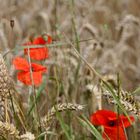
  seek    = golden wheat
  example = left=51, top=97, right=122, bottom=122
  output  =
left=0, top=121, right=19, bottom=139
left=20, top=132, right=35, bottom=140
left=101, top=74, right=140, bottom=115
left=0, top=53, right=13, bottom=121
left=103, top=88, right=140, bottom=115
left=41, top=103, right=84, bottom=129
left=0, top=53, right=14, bottom=98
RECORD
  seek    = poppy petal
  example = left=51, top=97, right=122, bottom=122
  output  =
left=32, top=36, right=47, bottom=45
left=103, top=127, right=127, bottom=140
left=90, top=110, right=117, bottom=126
left=119, top=115, right=134, bottom=128
left=13, top=57, right=29, bottom=71
left=108, top=115, right=135, bottom=128
left=17, top=71, right=31, bottom=85
left=23, top=35, right=51, bottom=60
left=33, top=35, right=52, bottom=44
left=17, top=71, right=43, bottom=86
left=24, top=35, right=52, bottom=45
left=32, top=71, right=43, bottom=86
left=31, top=63, right=47, bottom=72
left=90, top=113, right=109, bottom=126
left=24, top=47, right=49, bottom=60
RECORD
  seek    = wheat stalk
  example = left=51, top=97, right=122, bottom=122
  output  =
left=41, top=103, right=84, bottom=129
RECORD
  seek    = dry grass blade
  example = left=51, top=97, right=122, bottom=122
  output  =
left=41, top=103, right=84, bottom=129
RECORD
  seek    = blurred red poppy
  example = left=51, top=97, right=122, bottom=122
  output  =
left=90, top=110, right=134, bottom=140
left=13, top=57, right=46, bottom=86
left=24, top=35, right=52, bottom=60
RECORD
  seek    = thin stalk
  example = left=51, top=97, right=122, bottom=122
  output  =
left=53, top=67, right=60, bottom=104
left=9, top=93, right=27, bottom=131
left=70, top=0, right=80, bottom=52
left=4, top=38, right=94, bottom=57
left=117, top=73, right=120, bottom=140
left=27, top=47, right=42, bottom=133
left=54, top=0, right=58, bottom=38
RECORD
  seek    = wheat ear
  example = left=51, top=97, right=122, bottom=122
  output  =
left=20, top=132, right=35, bottom=140
left=101, top=74, right=140, bottom=115
left=0, top=121, right=36, bottom=140
left=0, top=53, right=26, bottom=130
left=41, top=103, right=84, bottom=129
left=103, top=89, right=140, bottom=115
left=0, top=53, right=15, bottom=121
left=0, top=121, right=19, bottom=139
left=0, top=54, right=14, bottom=98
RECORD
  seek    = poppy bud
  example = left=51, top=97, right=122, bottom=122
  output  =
left=10, top=20, right=14, bottom=28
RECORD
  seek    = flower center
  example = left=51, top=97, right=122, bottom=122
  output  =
left=108, top=121, right=115, bottom=126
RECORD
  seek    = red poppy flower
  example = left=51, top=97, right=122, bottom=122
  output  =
left=103, top=127, right=127, bottom=140
left=13, top=57, right=47, bottom=86
left=90, top=110, right=134, bottom=140
left=24, top=35, right=52, bottom=60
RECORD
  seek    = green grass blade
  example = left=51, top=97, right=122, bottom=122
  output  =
left=102, top=81, right=132, bottom=123
left=78, top=115, right=103, bottom=140
left=56, top=111, right=73, bottom=140
left=27, top=80, right=46, bottom=116
left=132, top=86, right=140, bottom=95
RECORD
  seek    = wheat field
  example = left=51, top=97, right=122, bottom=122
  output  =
left=0, top=0, right=140, bottom=140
